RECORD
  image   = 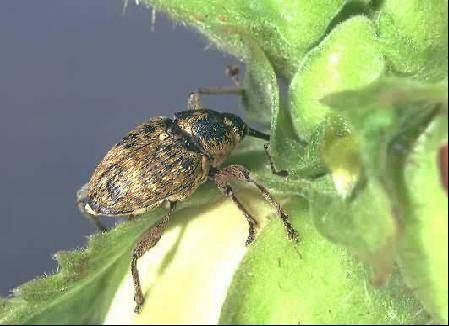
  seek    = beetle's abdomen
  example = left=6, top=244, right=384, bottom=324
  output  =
left=86, top=117, right=209, bottom=216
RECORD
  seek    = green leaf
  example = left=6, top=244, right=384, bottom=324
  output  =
left=314, top=75, right=448, bottom=280
left=320, top=77, right=447, bottom=207
left=2, top=1, right=446, bottom=323
left=102, top=187, right=284, bottom=324
left=0, top=145, right=308, bottom=324
left=239, top=34, right=309, bottom=178
left=220, top=199, right=430, bottom=324
left=319, top=114, right=360, bottom=196
left=376, top=0, right=448, bottom=81
left=0, top=210, right=163, bottom=324
left=310, top=112, right=398, bottom=284
left=322, top=76, right=448, bottom=321
left=399, top=114, right=448, bottom=323
left=228, top=30, right=330, bottom=179
left=311, top=178, right=398, bottom=285
left=240, top=34, right=278, bottom=128
left=321, top=77, right=448, bottom=109
left=0, top=184, right=229, bottom=324
left=289, top=15, right=385, bottom=140
left=144, top=0, right=351, bottom=80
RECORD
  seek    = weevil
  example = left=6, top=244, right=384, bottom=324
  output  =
left=76, top=66, right=298, bottom=313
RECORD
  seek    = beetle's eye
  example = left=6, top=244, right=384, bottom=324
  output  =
left=183, top=137, right=197, bottom=151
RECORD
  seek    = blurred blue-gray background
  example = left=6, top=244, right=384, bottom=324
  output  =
left=0, top=0, right=240, bottom=295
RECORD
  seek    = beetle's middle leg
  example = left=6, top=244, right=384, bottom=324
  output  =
left=212, top=165, right=299, bottom=242
left=131, top=201, right=177, bottom=314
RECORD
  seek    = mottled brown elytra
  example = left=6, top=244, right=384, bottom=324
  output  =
left=76, top=66, right=298, bottom=313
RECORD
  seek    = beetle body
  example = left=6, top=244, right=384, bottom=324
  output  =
left=84, top=109, right=248, bottom=217
left=78, top=100, right=298, bottom=314
left=77, top=68, right=299, bottom=314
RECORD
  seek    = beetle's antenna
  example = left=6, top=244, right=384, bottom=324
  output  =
left=248, top=128, right=270, bottom=141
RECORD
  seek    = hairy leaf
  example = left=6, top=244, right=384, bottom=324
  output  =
left=377, top=0, right=448, bottom=81
left=399, top=114, right=448, bottom=323
left=103, top=189, right=276, bottom=324
left=322, top=76, right=448, bottom=321
left=0, top=145, right=311, bottom=324
left=220, top=199, right=430, bottom=324
left=1, top=1, right=446, bottom=324
left=321, top=77, right=448, bottom=109
left=144, top=0, right=351, bottom=80
left=239, top=34, right=309, bottom=177
left=290, top=15, right=385, bottom=140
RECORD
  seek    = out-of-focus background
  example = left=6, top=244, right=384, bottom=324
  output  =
left=0, top=0, right=241, bottom=295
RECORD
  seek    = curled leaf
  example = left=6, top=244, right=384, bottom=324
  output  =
left=290, top=15, right=384, bottom=139
left=377, top=0, right=448, bottom=81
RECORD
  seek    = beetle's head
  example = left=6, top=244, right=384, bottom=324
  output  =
left=219, top=112, right=248, bottom=143
left=174, top=109, right=249, bottom=166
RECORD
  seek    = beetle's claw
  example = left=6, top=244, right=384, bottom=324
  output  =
left=134, top=299, right=144, bottom=314
left=134, top=304, right=142, bottom=314
left=245, top=237, right=255, bottom=247
left=288, top=227, right=300, bottom=243
left=134, top=293, right=144, bottom=314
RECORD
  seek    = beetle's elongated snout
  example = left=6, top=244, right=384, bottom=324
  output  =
left=248, top=128, right=270, bottom=141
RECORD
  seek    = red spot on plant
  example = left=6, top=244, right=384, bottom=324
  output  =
left=439, top=143, right=448, bottom=194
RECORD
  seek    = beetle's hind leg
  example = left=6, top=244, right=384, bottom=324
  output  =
left=211, top=171, right=258, bottom=246
left=212, top=165, right=299, bottom=242
left=131, top=201, right=177, bottom=314
left=76, top=183, right=108, bottom=232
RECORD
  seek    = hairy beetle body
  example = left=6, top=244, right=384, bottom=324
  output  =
left=77, top=82, right=298, bottom=314
left=85, top=109, right=247, bottom=216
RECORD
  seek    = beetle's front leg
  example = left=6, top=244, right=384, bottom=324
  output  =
left=215, top=165, right=299, bottom=242
left=131, top=201, right=177, bottom=314
left=263, top=143, right=289, bottom=177
left=210, top=169, right=258, bottom=246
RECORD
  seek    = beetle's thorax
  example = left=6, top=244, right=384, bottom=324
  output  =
left=174, top=109, right=247, bottom=167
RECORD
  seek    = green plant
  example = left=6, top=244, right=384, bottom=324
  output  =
left=1, top=0, right=447, bottom=324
